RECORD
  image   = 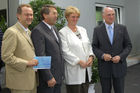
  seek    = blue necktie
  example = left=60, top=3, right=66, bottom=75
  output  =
left=108, top=26, right=113, bottom=44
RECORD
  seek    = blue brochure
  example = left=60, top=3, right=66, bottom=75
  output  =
left=33, top=56, right=51, bottom=69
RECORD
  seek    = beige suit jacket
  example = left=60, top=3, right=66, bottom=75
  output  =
left=1, top=22, right=36, bottom=90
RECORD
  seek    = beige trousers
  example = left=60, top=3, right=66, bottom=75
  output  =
left=11, top=87, right=36, bottom=93
left=11, top=80, right=37, bottom=93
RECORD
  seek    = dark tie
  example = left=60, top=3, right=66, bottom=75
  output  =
left=108, top=26, right=113, bottom=44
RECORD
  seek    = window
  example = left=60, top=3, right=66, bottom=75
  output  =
left=0, top=9, right=7, bottom=22
left=96, top=4, right=122, bottom=26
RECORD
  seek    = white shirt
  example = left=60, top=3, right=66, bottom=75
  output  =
left=105, top=22, right=114, bottom=33
left=18, top=22, right=28, bottom=32
left=18, top=22, right=29, bottom=36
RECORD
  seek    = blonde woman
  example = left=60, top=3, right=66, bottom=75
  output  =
left=59, top=6, right=95, bottom=93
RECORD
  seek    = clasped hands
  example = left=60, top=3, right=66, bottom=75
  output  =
left=103, top=54, right=120, bottom=63
left=78, top=56, right=94, bottom=68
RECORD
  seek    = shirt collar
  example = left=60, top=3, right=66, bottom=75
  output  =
left=18, top=22, right=28, bottom=32
left=105, top=22, right=114, bottom=29
left=43, top=21, right=52, bottom=30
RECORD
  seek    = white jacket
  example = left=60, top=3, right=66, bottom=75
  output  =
left=59, top=26, right=94, bottom=85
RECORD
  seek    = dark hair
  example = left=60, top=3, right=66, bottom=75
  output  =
left=17, top=4, right=32, bottom=14
left=40, top=5, right=56, bottom=20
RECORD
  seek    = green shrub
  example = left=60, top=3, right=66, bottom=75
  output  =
left=0, top=16, right=7, bottom=33
left=91, top=58, right=100, bottom=83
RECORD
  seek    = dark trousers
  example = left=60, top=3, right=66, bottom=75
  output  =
left=66, top=83, right=89, bottom=93
left=66, top=69, right=89, bottom=93
left=100, top=76, right=124, bottom=93
left=0, top=88, right=11, bottom=93
left=66, top=85, right=81, bottom=93
left=37, top=84, right=61, bottom=93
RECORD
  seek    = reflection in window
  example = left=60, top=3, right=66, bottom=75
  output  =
left=0, top=9, right=7, bottom=22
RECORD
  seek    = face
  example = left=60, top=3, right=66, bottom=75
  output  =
left=44, top=8, right=58, bottom=25
left=67, top=13, right=79, bottom=26
left=103, top=8, right=115, bottom=25
left=17, top=6, right=33, bottom=28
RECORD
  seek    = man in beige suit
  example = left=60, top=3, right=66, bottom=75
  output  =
left=1, top=4, right=38, bottom=93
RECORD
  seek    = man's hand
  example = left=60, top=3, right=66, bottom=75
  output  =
left=78, top=60, right=87, bottom=68
left=27, top=59, right=38, bottom=66
left=47, top=77, right=56, bottom=87
left=112, top=56, right=120, bottom=63
left=103, top=54, right=112, bottom=61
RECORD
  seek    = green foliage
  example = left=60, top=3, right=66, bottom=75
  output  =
left=0, top=16, right=7, bottom=33
left=91, top=58, right=100, bottom=83
left=29, top=0, right=65, bottom=30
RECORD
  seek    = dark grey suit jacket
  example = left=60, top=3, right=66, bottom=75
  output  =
left=31, top=22, right=64, bottom=85
left=0, top=29, right=4, bottom=70
left=92, top=23, right=132, bottom=78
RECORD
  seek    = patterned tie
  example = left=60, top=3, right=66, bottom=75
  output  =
left=51, top=27, right=59, bottom=42
left=108, top=26, right=113, bottom=44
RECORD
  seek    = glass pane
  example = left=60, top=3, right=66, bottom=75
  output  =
left=0, top=9, right=7, bottom=22
left=96, top=6, right=103, bottom=26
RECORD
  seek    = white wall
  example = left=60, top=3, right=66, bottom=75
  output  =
left=125, top=0, right=140, bottom=56
left=19, top=0, right=32, bottom=4
left=8, top=0, right=19, bottom=26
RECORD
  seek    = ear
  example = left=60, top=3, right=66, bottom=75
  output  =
left=102, top=14, right=105, bottom=19
left=43, top=13, right=47, bottom=19
left=16, top=13, right=20, bottom=20
left=66, top=16, right=68, bottom=19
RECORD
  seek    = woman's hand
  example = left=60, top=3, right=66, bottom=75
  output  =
left=87, top=56, right=94, bottom=66
left=78, top=60, right=87, bottom=68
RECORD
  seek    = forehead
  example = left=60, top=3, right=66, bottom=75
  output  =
left=104, top=8, right=115, bottom=14
left=70, top=13, right=79, bottom=16
left=49, top=7, right=57, bottom=12
left=22, top=6, right=33, bottom=13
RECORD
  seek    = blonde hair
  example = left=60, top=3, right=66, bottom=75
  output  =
left=65, top=6, right=80, bottom=18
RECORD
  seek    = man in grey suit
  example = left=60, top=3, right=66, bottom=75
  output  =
left=31, top=5, right=64, bottom=93
left=92, top=7, right=132, bottom=93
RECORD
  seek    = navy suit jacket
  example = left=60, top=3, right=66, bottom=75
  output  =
left=0, top=29, right=4, bottom=69
left=31, top=22, right=64, bottom=85
left=92, top=23, right=132, bottom=78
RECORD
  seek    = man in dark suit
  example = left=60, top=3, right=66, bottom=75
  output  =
left=0, top=28, right=3, bottom=92
left=31, top=5, right=64, bottom=93
left=92, top=7, right=132, bottom=93
left=0, top=29, right=4, bottom=72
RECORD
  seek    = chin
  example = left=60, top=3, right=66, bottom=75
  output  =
left=27, top=22, right=32, bottom=25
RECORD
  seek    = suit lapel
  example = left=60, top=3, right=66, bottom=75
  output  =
left=41, top=22, right=60, bottom=44
left=15, top=23, right=34, bottom=47
left=101, top=23, right=112, bottom=45
left=113, top=24, right=119, bottom=45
